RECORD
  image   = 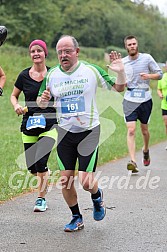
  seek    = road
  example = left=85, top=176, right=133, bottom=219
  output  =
left=0, top=141, right=167, bottom=252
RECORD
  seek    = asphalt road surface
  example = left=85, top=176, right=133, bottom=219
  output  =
left=0, top=140, right=167, bottom=252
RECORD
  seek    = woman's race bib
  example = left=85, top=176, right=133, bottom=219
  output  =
left=26, top=115, right=46, bottom=130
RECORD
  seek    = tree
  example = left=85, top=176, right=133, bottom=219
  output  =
left=0, top=0, right=63, bottom=47
left=1, top=0, right=167, bottom=62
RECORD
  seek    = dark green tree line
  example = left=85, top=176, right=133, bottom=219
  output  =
left=0, top=0, right=167, bottom=62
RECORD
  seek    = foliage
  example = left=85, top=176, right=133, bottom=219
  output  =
left=80, top=46, right=105, bottom=61
left=105, top=45, right=127, bottom=57
left=0, top=0, right=62, bottom=47
left=1, top=0, right=167, bottom=62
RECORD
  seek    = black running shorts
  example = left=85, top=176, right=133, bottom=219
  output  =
left=162, top=109, right=167, bottom=116
left=123, top=99, right=153, bottom=124
left=57, top=125, right=100, bottom=172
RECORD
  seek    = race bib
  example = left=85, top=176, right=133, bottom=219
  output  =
left=26, top=115, right=46, bottom=130
left=130, top=89, right=145, bottom=98
left=61, top=96, right=85, bottom=116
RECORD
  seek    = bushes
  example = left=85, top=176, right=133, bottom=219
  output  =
left=105, top=45, right=127, bottom=57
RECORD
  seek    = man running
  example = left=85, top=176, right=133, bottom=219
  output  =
left=122, top=35, right=163, bottom=173
left=37, top=35, right=126, bottom=231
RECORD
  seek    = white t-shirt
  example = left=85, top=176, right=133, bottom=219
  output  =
left=39, top=61, right=116, bottom=132
left=123, top=53, right=163, bottom=103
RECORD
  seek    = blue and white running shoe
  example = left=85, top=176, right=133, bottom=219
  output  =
left=64, top=214, right=84, bottom=232
left=33, top=198, right=48, bottom=212
left=92, top=189, right=106, bottom=221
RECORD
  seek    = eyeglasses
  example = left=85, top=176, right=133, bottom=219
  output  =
left=57, top=49, right=75, bottom=55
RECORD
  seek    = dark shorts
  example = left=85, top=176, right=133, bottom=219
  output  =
left=162, top=109, right=167, bottom=116
left=57, top=125, right=100, bottom=172
left=123, top=99, right=153, bottom=124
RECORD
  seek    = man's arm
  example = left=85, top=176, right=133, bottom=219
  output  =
left=88, top=51, right=126, bottom=92
left=107, top=51, right=126, bottom=92
left=145, top=54, right=163, bottom=80
left=140, top=72, right=162, bottom=81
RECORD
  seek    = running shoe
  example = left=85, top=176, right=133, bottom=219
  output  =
left=33, top=198, right=48, bottom=212
left=92, top=189, right=106, bottom=221
left=142, top=149, right=150, bottom=166
left=64, top=214, right=84, bottom=232
left=165, top=146, right=167, bottom=150
left=127, top=160, right=139, bottom=173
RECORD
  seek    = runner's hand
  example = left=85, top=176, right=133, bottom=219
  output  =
left=14, top=104, right=26, bottom=116
left=41, top=86, right=50, bottom=102
left=107, top=51, right=124, bottom=73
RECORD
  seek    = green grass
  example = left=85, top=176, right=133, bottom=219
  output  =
left=0, top=45, right=166, bottom=201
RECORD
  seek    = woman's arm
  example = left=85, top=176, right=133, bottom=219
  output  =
left=10, top=86, right=25, bottom=115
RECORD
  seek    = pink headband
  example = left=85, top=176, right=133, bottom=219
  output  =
left=29, top=39, right=48, bottom=57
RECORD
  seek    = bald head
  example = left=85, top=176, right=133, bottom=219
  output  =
left=56, top=35, right=79, bottom=50
left=56, top=35, right=80, bottom=71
